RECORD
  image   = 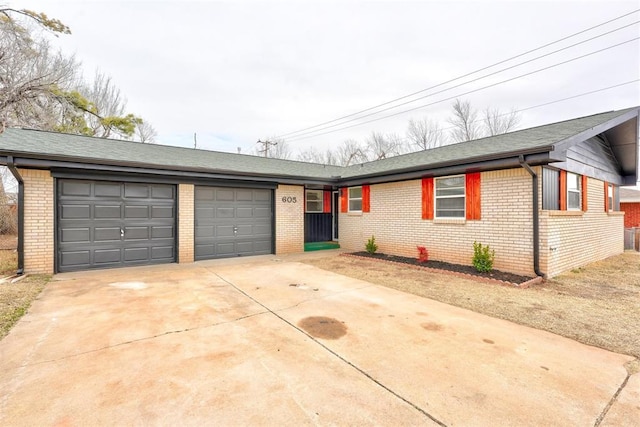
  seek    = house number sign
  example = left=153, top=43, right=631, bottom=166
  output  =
left=281, top=196, right=297, bottom=203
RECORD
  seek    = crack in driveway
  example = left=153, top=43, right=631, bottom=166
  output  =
left=213, top=271, right=448, bottom=427
left=4, top=310, right=269, bottom=370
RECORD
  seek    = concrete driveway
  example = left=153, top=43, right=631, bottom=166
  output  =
left=0, top=255, right=637, bottom=426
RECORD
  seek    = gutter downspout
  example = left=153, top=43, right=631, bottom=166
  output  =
left=6, top=156, right=24, bottom=275
left=519, top=155, right=544, bottom=278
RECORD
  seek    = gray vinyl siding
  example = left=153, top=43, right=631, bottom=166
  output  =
left=564, top=137, right=623, bottom=183
left=542, top=167, right=559, bottom=210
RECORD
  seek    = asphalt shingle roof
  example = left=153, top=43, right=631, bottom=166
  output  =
left=0, top=107, right=636, bottom=181
left=341, top=108, right=638, bottom=178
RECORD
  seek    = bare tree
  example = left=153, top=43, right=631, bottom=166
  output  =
left=0, top=9, right=151, bottom=139
left=365, top=131, right=409, bottom=161
left=134, top=120, right=157, bottom=143
left=483, top=106, right=521, bottom=136
left=297, top=147, right=338, bottom=165
left=448, top=99, right=482, bottom=143
left=335, top=139, right=367, bottom=166
left=406, top=117, right=444, bottom=150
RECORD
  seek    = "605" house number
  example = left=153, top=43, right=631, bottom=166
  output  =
left=281, top=196, right=297, bottom=203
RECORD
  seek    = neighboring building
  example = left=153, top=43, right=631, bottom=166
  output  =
left=620, top=187, right=640, bottom=228
left=0, top=107, right=638, bottom=278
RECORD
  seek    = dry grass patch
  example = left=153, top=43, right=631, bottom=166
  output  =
left=303, top=252, right=640, bottom=358
left=0, top=249, right=50, bottom=340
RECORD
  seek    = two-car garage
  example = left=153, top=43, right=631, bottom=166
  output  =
left=56, top=179, right=274, bottom=272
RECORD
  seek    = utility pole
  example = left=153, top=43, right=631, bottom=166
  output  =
left=256, top=139, right=277, bottom=157
left=194, top=132, right=197, bottom=149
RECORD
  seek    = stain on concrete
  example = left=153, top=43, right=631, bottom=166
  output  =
left=416, top=312, right=429, bottom=316
left=109, top=281, right=147, bottom=290
left=298, top=317, right=347, bottom=339
left=483, top=339, right=495, bottom=344
left=421, top=322, right=443, bottom=331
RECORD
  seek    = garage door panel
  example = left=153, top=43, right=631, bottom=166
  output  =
left=95, top=227, right=122, bottom=242
left=195, top=187, right=215, bottom=201
left=236, top=190, right=253, bottom=201
left=60, top=250, right=91, bottom=267
left=254, top=207, right=270, bottom=218
left=216, top=207, right=234, bottom=218
left=216, top=225, right=235, bottom=237
left=125, top=227, right=149, bottom=240
left=195, top=225, right=214, bottom=238
left=195, top=186, right=273, bottom=260
left=216, top=242, right=236, bottom=256
left=124, top=247, right=149, bottom=262
left=57, top=180, right=176, bottom=272
left=254, top=240, right=272, bottom=252
left=151, top=226, right=174, bottom=239
left=60, top=181, right=91, bottom=197
left=125, top=205, right=149, bottom=219
left=216, top=189, right=235, bottom=201
left=195, top=244, right=214, bottom=257
left=94, top=205, right=121, bottom=219
left=151, top=185, right=174, bottom=199
left=254, top=190, right=271, bottom=202
left=94, top=248, right=122, bottom=264
left=61, top=228, right=90, bottom=243
left=94, top=183, right=121, bottom=197
left=151, top=205, right=173, bottom=219
left=124, top=184, right=150, bottom=198
left=151, top=246, right=174, bottom=260
left=61, top=205, right=91, bottom=219
left=236, top=207, right=253, bottom=218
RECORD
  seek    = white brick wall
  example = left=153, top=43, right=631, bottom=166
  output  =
left=178, top=183, right=195, bottom=263
left=275, top=185, right=304, bottom=254
left=540, top=176, right=624, bottom=277
left=340, top=168, right=536, bottom=276
left=20, top=169, right=54, bottom=274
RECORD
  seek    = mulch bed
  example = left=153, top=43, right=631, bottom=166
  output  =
left=344, top=252, right=541, bottom=287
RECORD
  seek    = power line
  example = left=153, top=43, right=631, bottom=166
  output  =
left=274, top=8, right=640, bottom=139
left=284, top=37, right=640, bottom=142
left=393, top=79, right=640, bottom=146
left=282, top=21, right=639, bottom=141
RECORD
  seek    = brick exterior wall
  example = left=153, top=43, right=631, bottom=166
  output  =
left=620, top=202, right=640, bottom=228
left=540, top=176, right=624, bottom=278
left=339, top=169, right=624, bottom=278
left=20, top=169, right=54, bottom=274
left=178, top=183, right=194, bottom=263
left=340, top=168, right=536, bottom=276
left=275, top=185, right=304, bottom=254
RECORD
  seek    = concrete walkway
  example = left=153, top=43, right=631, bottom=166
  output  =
left=0, top=255, right=637, bottom=426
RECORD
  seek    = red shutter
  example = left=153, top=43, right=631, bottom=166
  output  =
left=581, top=175, right=588, bottom=212
left=323, top=191, right=331, bottom=213
left=421, top=178, right=434, bottom=220
left=604, top=181, right=609, bottom=212
left=465, top=172, right=481, bottom=220
left=362, top=185, right=370, bottom=213
left=340, top=188, right=348, bottom=213
left=559, top=170, right=567, bottom=211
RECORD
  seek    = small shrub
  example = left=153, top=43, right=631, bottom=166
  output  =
left=472, top=241, right=495, bottom=273
left=417, top=246, right=429, bottom=263
left=365, top=235, right=378, bottom=254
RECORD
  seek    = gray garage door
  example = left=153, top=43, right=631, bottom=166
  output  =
left=195, top=186, right=272, bottom=260
left=57, top=179, right=176, bottom=272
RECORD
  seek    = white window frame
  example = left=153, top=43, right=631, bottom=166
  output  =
left=348, top=187, right=362, bottom=213
left=567, top=172, right=581, bottom=211
left=305, top=190, right=323, bottom=213
left=434, top=175, right=466, bottom=219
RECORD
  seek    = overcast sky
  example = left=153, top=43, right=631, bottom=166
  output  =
left=13, top=0, right=640, bottom=156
